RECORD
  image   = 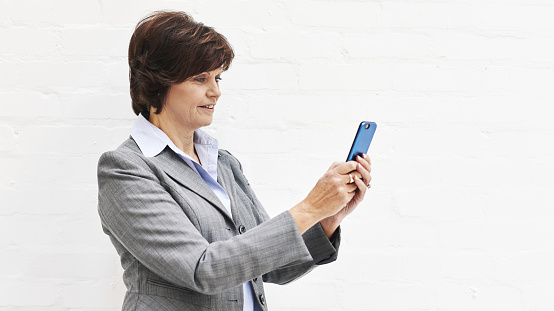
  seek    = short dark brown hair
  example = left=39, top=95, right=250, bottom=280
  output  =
left=128, top=11, right=234, bottom=116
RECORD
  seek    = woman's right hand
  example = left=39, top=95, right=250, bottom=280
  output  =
left=289, top=161, right=360, bottom=234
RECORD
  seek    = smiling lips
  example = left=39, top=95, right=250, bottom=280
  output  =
left=200, top=104, right=215, bottom=109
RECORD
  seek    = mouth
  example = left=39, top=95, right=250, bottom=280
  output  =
left=200, top=104, right=215, bottom=109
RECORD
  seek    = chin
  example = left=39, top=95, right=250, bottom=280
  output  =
left=199, top=118, right=214, bottom=128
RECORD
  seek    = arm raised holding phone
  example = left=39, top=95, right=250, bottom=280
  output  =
left=289, top=154, right=372, bottom=238
left=290, top=121, right=376, bottom=238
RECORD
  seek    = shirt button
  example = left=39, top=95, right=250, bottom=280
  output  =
left=259, top=294, right=266, bottom=305
left=238, top=225, right=246, bottom=234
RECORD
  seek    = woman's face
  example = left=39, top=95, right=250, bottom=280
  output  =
left=159, top=68, right=223, bottom=133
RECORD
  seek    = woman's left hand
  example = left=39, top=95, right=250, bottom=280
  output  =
left=320, top=154, right=372, bottom=238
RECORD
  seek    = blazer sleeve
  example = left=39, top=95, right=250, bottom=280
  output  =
left=219, top=150, right=341, bottom=285
left=97, top=149, right=315, bottom=295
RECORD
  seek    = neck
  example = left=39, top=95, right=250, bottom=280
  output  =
left=148, top=111, right=200, bottom=163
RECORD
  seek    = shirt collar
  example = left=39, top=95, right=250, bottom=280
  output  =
left=130, top=113, right=219, bottom=160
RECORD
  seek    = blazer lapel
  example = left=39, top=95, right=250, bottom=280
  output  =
left=152, top=147, right=232, bottom=221
left=216, top=159, right=239, bottom=220
left=216, top=152, right=259, bottom=225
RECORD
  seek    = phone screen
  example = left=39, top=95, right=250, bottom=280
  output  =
left=346, top=121, right=376, bottom=161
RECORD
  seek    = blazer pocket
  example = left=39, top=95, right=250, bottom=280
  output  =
left=144, top=279, right=214, bottom=308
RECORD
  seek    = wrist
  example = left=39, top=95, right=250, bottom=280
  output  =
left=320, top=216, right=341, bottom=239
left=289, top=200, right=320, bottom=235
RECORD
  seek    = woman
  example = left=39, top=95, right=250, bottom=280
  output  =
left=97, top=11, right=371, bottom=311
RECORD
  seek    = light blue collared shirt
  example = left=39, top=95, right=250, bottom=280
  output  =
left=130, top=113, right=261, bottom=311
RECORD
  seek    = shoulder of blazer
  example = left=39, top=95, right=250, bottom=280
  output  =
left=217, top=149, right=242, bottom=171
left=97, top=137, right=167, bottom=183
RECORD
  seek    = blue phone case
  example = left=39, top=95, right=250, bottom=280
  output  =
left=346, top=121, right=377, bottom=161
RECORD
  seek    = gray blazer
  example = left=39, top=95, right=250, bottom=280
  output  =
left=97, top=137, right=340, bottom=311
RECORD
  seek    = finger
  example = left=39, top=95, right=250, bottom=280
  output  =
left=343, top=173, right=356, bottom=184
left=353, top=175, right=367, bottom=196
left=355, top=162, right=372, bottom=186
left=335, top=161, right=358, bottom=175
left=356, top=155, right=371, bottom=174
left=362, top=154, right=371, bottom=166
left=328, top=161, right=342, bottom=170
left=345, top=182, right=358, bottom=193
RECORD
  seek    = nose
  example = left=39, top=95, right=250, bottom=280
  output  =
left=207, top=78, right=221, bottom=99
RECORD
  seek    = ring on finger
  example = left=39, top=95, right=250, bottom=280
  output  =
left=348, top=173, right=354, bottom=184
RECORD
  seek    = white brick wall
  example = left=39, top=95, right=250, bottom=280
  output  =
left=1, top=0, right=554, bottom=310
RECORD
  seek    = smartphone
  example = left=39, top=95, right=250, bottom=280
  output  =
left=346, top=121, right=377, bottom=161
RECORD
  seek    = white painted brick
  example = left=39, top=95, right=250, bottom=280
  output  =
left=105, top=60, right=131, bottom=90
left=485, top=128, right=554, bottom=160
left=523, top=284, right=554, bottom=311
left=1, top=184, right=97, bottom=216
left=341, top=282, right=436, bottom=310
left=0, top=250, right=26, bottom=278
left=100, top=1, right=177, bottom=25
left=387, top=123, right=487, bottom=160
left=287, top=1, right=381, bottom=28
left=0, top=91, right=63, bottom=118
left=0, top=279, right=57, bottom=306
left=8, top=0, right=101, bottom=25
left=438, top=251, right=492, bottom=280
left=483, top=190, right=554, bottom=220
left=197, top=1, right=288, bottom=28
left=527, top=34, right=554, bottom=62
left=0, top=154, right=98, bottom=184
left=61, top=27, right=131, bottom=57
left=427, top=158, right=531, bottom=189
left=344, top=32, right=434, bottom=60
left=395, top=189, right=485, bottom=220
left=59, top=93, right=135, bottom=120
left=400, top=250, right=445, bottom=281
left=299, top=63, right=392, bottom=91
left=265, top=281, right=340, bottom=310
left=59, top=279, right=126, bottom=308
left=377, top=158, right=441, bottom=188
left=216, top=29, right=250, bottom=59
left=437, top=221, right=553, bottom=251
left=479, top=66, right=554, bottom=93
left=0, top=0, right=9, bottom=25
left=382, top=2, right=451, bottom=29
left=474, top=4, right=554, bottom=32
left=22, top=251, right=116, bottom=279
left=434, top=33, right=527, bottom=61
left=250, top=31, right=340, bottom=59
left=223, top=63, right=298, bottom=90
left=0, top=62, right=17, bottom=89
left=18, top=125, right=127, bottom=156
left=0, top=215, right=63, bottom=247
left=334, top=248, right=402, bottom=281
left=436, top=283, right=525, bottom=311
left=0, top=123, right=17, bottom=153
left=0, top=28, right=58, bottom=56
left=348, top=218, right=438, bottom=249
left=392, top=64, right=482, bottom=92
left=18, top=61, right=108, bottom=89
left=493, top=250, right=554, bottom=281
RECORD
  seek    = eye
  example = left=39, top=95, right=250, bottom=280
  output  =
left=215, top=76, right=222, bottom=83
left=193, top=77, right=206, bottom=83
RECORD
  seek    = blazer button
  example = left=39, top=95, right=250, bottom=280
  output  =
left=238, top=225, right=246, bottom=234
left=259, top=294, right=266, bottom=305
